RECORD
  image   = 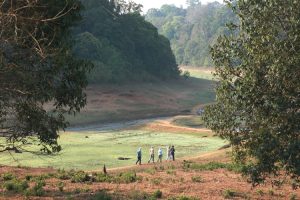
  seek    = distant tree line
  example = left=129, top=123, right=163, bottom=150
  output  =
left=73, top=0, right=180, bottom=83
left=145, top=1, right=236, bottom=67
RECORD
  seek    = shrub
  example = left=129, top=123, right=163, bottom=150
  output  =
left=166, top=170, right=176, bottom=175
left=91, top=190, right=112, bottom=200
left=182, top=71, right=190, bottom=80
left=223, top=189, right=236, bottom=199
left=2, top=173, right=15, bottom=181
left=290, top=194, right=297, bottom=200
left=129, top=190, right=152, bottom=200
left=191, top=176, right=202, bottom=183
left=95, top=173, right=112, bottom=182
left=145, top=168, right=156, bottom=175
left=25, top=175, right=32, bottom=181
left=33, top=174, right=50, bottom=181
left=256, top=189, right=264, bottom=196
left=70, top=171, right=91, bottom=183
left=268, top=189, right=274, bottom=196
left=177, top=196, right=198, bottom=200
left=31, top=180, right=46, bottom=196
left=183, top=161, right=243, bottom=173
left=153, top=190, right=163, bottom=198
left=57, top=182, right=64, bottom=192
left=116, top=171, right=137, bottom=183
left=56, top=169, right=71, bottom=180
left=151, top=178, right=161, bottom=185
left=73, top=188, right=81, bottom=194
left=4, top=179, right=29, bottom=193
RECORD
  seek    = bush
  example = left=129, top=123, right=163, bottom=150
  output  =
left=183, top=161, right=243, bottom=173
left=25, top=175, right=32, bottom=181
left=56, top=169, right=71, bottom=180
left=223, top=189, right=236, bottom=199
left=31, top=180, right=46, bottom=196
left=153, top=190, right=163, bottom=198
left=290, top=194, right=297, bottom=200
left=73, top=188, right=81, bottom=194
left=191, top=176, right=202, bottom=183
left=4, top=179, right=29, bottom=193
left=57, top=182, right=64, bottom=192
left=91, top=190, right=112, bottom=200
left=70, top=171, right=91, bottom=183
left=95, top=173, right=112, bottom=182
left=151, top=178, right=161, bottom=185
left=256, top=189, right=264, bottom=196
left=177, top=196, right=198, bottom=200
left=129, top=190, right=153, bottom=200
left=116, top=172, right=137, bottom=183
left=166, top=170, right=176, bottom=175
left=182, top=71, right=190, bottom=80
left=2, top=173, right=15, bottom=181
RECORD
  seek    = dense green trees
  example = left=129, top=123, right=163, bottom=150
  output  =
left=0, top=0, right=91, bottom=153
left=203, top=0, right=300, bottom=186
left=145, top=2, right=236, bottom=67
left=73, top=0, right=179, bottom=83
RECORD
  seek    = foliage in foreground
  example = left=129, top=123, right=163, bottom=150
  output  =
left=0, top=0, right=91, bottom=153
left=203, top=0, right=300, bottom=186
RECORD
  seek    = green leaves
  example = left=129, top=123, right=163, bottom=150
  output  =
left=203, top=0, right=300, bottom=186
left=0, top=0, right=91, bottom=153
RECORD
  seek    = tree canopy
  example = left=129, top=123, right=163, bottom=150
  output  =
left=73, top=0, right=179, bottom=83
left=203, top=0, right=300, bottom=186
left=145, top=2, right=236, bottom=67
left=0, top=0, right=91, bottom=153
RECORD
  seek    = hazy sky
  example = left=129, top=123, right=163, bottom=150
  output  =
left=134, top=0, right=224, bottom=12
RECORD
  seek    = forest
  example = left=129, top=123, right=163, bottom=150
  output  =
left=145, top=1, right=236, bottom=67
left=73, top=0, right=179, bottom=83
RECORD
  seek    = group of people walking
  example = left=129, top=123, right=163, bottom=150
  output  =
left=135, top=146, right=175, bottom=165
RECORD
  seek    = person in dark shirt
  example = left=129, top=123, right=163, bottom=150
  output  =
left=170, top=145, right=175, bottom=161
left=136, top=147, right=142, bottom=165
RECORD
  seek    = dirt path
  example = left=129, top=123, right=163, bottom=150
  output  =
left=67, top=114, right=211, bottom=133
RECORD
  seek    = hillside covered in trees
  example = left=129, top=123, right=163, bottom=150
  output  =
left=145, top=1, right=236, bottom=67
left=73, top=0, right=179, bottom=83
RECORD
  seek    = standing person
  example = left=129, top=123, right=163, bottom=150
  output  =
left=157, top=147, right=163, bottom=163
left=148, top=146, right=155, bottom=163
left=136, top=147, right=142, bottom=165
left=166, top=146, right=170, bottom=160
left=170, top=145, right=175, bottom=161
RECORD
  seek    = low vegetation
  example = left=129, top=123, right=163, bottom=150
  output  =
left=183, top=161, right=243, bottom=173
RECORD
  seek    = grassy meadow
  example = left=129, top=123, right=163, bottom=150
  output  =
left=0, top=123, right=225, bottom=170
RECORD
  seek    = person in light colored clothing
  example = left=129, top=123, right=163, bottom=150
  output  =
left=148, top=146, right=155, bottom=163
left=157, top=147, right=163, bottom=163
left=166, top=146, right=170, bottom=160
left=136, top=147, right=142, bottom=165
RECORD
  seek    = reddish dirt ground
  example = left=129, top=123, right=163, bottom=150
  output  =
left=1, top=149, right=299, bottom=200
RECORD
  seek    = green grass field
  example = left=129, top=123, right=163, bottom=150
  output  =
left=181, top=66, right=215, bottom=80
left=0, top=127, right=225, bottom=170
